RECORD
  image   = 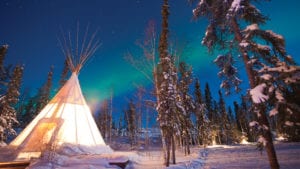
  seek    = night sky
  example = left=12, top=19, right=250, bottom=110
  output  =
left=1, top=0, right=299, bottom=113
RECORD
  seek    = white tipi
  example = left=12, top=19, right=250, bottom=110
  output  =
left=9, top=29, right=112, bottom=160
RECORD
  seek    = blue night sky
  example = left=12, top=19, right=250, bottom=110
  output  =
left=0, top=0, right=299, bottom=113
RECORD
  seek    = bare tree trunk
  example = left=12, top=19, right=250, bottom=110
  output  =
left=145, top=107, right=149, bottom=153
left=260, top=106, right=280, bottom=169
left=109, top=91, right=113, bottom=144
left=218, top=133, right=222, bottom=145
left=231, top=20, right=256, bottom=89
left=155, top=68, right=168, bottom=165
left=172, top=134, right=176, bottom=164
left=165, top=130, right=171, bottom=167
left=187, top=131, right=190, bottom=155
left=232, top=19, right=279, bottom=169
left=160, top=128, right=168, bottom=166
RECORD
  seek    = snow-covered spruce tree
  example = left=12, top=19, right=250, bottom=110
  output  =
left=212, top=100, right=222, bottom=144
left=234, top=95, right=257, bottom=142
left=0, top=45, right=7, bottom=69
left=193, top=79, right=209, bottom=146
left=156, top=54, right=181, bottom=165
left=227, top=106, right=241, bottom=143
left=59, top=59, right=69, bottom=89
left=35, top=66, right=53, bottom=115
left=0, top=45, right=8, bottom=74
left=249, top=58, right=300, bottom=142
left=281, top=81, right=300, bottom=141
left=20, top=97, right=35, bottom=128
left=214, top=54, right=241, bottom=95
left=218, top=90, right=232, bottom=144
left=0, top=65, right=23, bottom=145
left=156, top=0, right=186, bottom=166
left=157, top=0, right=173, bottom=165
left=233, top=100, right=250, bottom=142
left=0, top=45, right=12, bottom=95
left=204, top=82, right=219, bottom=144
left=177, top=61, right=194, bottom=155
left=192, top=1, right=299, bottom=168
left=15, top=88, right=30, bottom=127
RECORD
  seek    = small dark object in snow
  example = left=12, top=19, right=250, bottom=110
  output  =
left=109, top=160, right=129, bottom=169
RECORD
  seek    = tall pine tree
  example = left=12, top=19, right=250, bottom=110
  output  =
left=191, top=1, right=300, bottom=167
left=0, top=65, right=23, bottom=144
left=156, top=0, right=184, bottom=165
left=0, top=45, right=11, bottom=95
left=177, top=61, right=194, bottom=155
left=218, top=90, right=231, bottom=144
left=59, top=59, right=69, bottom=89
left=193, top=79, right=209, bottom=146
left=35, top=66, right=54, bottom=115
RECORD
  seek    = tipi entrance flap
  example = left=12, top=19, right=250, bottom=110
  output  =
left=19, top=118, right=63, bottom=153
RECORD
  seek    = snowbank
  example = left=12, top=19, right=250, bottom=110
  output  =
left=25, top=144, right=118, bottom=169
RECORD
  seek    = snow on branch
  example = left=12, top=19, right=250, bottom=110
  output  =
left=285, top=121, right=294, bottom=126
left=269, top=107, right=278, bottom=117
left=258, top=135, right=267, bottom=146
left=250, top=83, right=269, bottom=103
left=249, top=121, right=259, bottom=127
left=192, top=0, right=207, bottom=17
left=239, top=41, right=250, bottom=48
left=228, top=0, right=243, bottom=14
left=265, top=30, right=284, bottom=42
left=244, top=23, right=259, bottom=32
left=275, top=89, right=285, bottom=103
left=226, top=0, right=245, bottom=19
left=260, top=74, right=272, bottom=81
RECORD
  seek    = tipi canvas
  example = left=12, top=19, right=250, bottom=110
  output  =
left=9, top=28, right=112, bottom=160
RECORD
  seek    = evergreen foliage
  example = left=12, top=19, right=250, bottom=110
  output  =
left=59, top=59, right=69, bottom=89
left=177, top=61, right=194, bottom=155
left=35, top=66, right=54, bottom=115
left=193, top=79, right=209, bottom=146
left=20, top=98, right=35, bottom=128
left=156, top=0, right=182, bottom=166
left=0, top=65, right=23, bottom=143
left=191, top=1, right=300, bottom=168
left=218, top=90, right=231, bottom=144
left=0, top=45, right=12, bottom=95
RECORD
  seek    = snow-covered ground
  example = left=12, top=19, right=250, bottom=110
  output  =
left=124, top=142, right=300, bottom=169
left=1, top=142, right=299, bottom=168
left=200, top=142, right=300, bottom=169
